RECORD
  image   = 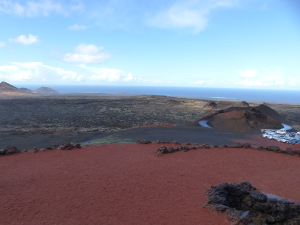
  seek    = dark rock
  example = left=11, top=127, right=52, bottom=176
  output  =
left=0, top=148, right=7, bottom=155
left=166, top=146, right=179, bottom=153
left=227, top=209, right=252, bottom=225
left=203, top=204, right=230, bottom=215
left=58, top=142, right=76, bottom=150
left=180, top=145, right=190, bottom=152
left=250, top=191, right=267, bottom=202
left=155, top=146, right=167, bottom=156
left=285, top=148, right=295, bottom=155
left=1, top=146, right=19, bottom=155
left=74, top=143, right=81, bottom=148
left=241, top=101, right=250, bottom=107
left=136, top=139, right=151, bottom=144
left=266, top=146, right=280, bottom=152
left=204, top=101, right=217, bottom=108
left=203, top=182, right=300, bottom=225
left=232, top=143, right=252, bottom=149
left=202, top=143, right=210, bottom=149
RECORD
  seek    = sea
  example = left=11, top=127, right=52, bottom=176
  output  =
left=18, top=85, right=300, bottom=104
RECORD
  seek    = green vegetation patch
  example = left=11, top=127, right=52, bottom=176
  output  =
left=81, top=135, right=135, bottom=146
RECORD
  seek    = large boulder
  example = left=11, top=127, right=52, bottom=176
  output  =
left=0, top=146, right=20, bottom=155
left=203, top=182, right=300, bottom=225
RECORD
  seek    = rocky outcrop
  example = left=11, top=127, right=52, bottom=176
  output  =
left=0, top=146, right=20, bottom=155
left=0, top=142, right=81, bottom=156
left=155, top=143, right=211, bottom=156
left=151, top=141, right=300, bottom=158
left=136, top=139, right=151, bottom=144
left=204, top=101, right=217, bottom=108
left=57, top=142, right=81, bottom=150
left=204, top=101, right=250, bottom=109
left=203, top=182, right=300, bottom=225
left=240, top=101, right=249, bottom=107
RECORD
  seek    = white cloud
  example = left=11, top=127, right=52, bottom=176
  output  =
left=9, top=34, right=38, bottom=45
left=148, top=0, right=240, bottom=32
left=0, top=0, right=83, bottom=17
left=0, top=62, right=139, bottom=84
left=123, top=73, right=134, bottom=82
left=194, top=79, right=217, bottom=85
left=237, top=69, right=257, bottom=78
left=0, top=41, right=5, bottom=47
left=194, top=80, right=204, bottom=84
left=62, top=43, right=110, bottom=64
left=0, top=62, right=84, bottom=82
left=68, top=24, right=87, bottom=30
left=80, top=64, right=139, bottom=82
left=236, top=69, right=286, bottom=87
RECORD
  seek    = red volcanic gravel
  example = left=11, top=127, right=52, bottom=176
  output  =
left=1, top=144, right=300, bottom=225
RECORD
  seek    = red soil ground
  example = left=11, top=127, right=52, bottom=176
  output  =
left=1, top=143, right=300, bottom=225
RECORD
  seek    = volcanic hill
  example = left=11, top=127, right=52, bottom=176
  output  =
left=0, top=81, right=36, bottom=97
left=34, top=87, right=59, bottom=95
left=199, top=104, right=283, bottom=132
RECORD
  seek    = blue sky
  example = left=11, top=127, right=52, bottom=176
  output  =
left=0, top=0, right=299, bottom=89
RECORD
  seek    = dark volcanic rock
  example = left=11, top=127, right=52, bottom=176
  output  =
left=0, top=145, right=19, bottom=155
left=136, top=139, right=151, bottom=144
left=203, top=181, right=300, bottom=225
left=58, top=142, right=81, bottom=150
left=204, top=101, right=217, bottom=108
left=241, top=101, right=249, bottom=107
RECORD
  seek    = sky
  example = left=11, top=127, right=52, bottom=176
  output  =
left=0, top=0, right=300, bottom=89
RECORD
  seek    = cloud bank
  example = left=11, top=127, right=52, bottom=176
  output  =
left=0, top=62, right=138, bottom=84
left=62, top=43, right=111, bottom=64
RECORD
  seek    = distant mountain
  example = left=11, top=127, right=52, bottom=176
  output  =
left=0, top=81, right=36, bottom=96
left=34, top=87, right=59, bottom=95
left=0, top=81, right=20, bottom=92
left=19, top=88, right=34, bottom=93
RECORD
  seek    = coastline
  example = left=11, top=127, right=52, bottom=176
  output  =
left=15, top=85, right=300, bottom=104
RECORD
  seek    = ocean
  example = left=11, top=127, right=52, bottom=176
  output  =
left=18, top=85, right=300, bottom=104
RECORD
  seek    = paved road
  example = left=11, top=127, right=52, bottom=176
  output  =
left=0, top=125, right=262, bottom=150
